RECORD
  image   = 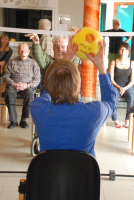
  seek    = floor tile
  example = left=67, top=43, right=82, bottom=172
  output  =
left=0, top=108, right=134, bottom=199
left=101, top=177, right=134, bottom=190
left=0, top=174, right=7, bottom=186
left=0, top=186, right=19, bottom=199
left=0, top=186, right=3, bottom=194
left=103, top=189, right=134, bottom=200
left=4, top=174, right=26, bottom=186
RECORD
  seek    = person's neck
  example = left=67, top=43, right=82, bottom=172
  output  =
left=1, top=44, right=7, bottom=49
left=113, top=27, right=119, bottom=31
left=119, top=56, right=128, bottom=62
left=20, top=57, right=29, bottom=61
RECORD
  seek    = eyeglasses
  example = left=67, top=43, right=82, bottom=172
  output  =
left=54, top=45, right=66, bottom=50
left=19, top=50, right=29, bottom=53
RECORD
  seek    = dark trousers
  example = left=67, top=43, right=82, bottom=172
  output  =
left=4, top=86, right=34, bottom=122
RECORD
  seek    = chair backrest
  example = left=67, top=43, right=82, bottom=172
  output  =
left=26, top=150, right=100, bottom=200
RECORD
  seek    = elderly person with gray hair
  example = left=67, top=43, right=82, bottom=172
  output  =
left=38, top=19, right=53, bottom=57
left=103, top=18, right=132, bottom=67
left=3, top=43, right=40, bottom=129
left=25, top=33, right=80, bottom=92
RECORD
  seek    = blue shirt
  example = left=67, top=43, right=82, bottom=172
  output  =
left=30, top=73, right=116, bottom=158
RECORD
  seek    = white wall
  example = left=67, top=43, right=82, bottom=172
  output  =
left=0, top=0, right=58, bottom=30
left=104, top=1, right=114, bottom=30
left=58, top=0, right=134, bottom=31
left=101, top=0, right=134, bottom=30
left=0, top=0, right=133, bottom=32
left=58, top=0, right=84, bottom=30
left=0, top=8, right=3, bottom=35
left=0, top=0, right=84, bottom=31
left=103, top=0, right=134, bottom=1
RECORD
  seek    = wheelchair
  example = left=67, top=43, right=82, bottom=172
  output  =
left=31, top=123, right=40, bottom=157
left=19, top=150, right=100, bottom=200
left=31, top=89, right=40, bottom=157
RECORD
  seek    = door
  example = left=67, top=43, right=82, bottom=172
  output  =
left=99, top=3, right=107, bottom=32
left=116, top=5, right=134, bottom=46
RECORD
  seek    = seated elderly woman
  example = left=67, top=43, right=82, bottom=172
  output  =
left=0, top=34, right=13, bottom=75
left=109, top=43, right=134, bottom=128
left=30, top=38, right=116, bottom=158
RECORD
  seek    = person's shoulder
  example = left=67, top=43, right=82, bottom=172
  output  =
left=118, top=29, right=126, bottom=32
left=49, top=55, right=55, bottom=62
left=102, top=29, right=112, bottom=32
left=9, top=47, right=13, bottom=52
left=6, top=57, right=19, bottom=65
left=27, top=56, right=33, bottom=61
left=131, top=60, right=134, bottom=67
left=27, top=57, right=40, bottom=67
left=111, top=59, right=115, bottom=64
left=109, top=60, right=115, bottom=70
left=27, top=56, right=37, bottom=63
left=10, top=57, right=19, bottom=62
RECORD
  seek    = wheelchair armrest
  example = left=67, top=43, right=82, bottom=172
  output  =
left=2, top=91, right=6, bottom=98
left=34, top=89, right=40, bottom=98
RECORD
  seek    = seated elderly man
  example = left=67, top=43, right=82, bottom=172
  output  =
left=25, top=33, right=80, bottom=92
left=3, top=43, right=40, bottom=129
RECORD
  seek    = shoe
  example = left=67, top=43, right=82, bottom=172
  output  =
left=114, top=120, right=122, bottom=128
left=125, top=118, right=129, bottom=128
left=19, top=121, right=29, bottom=128
left=7, top=122, right=18, bottom=129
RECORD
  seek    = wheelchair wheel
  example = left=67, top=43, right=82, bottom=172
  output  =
left=31, top=137, right=40, bottom=157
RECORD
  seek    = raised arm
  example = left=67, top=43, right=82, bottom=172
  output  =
left=124, top=36, right=132, bottom=43
left=86, top=39, right=106, bottom=75
left=25, top=34, right=53, bottom=69
left=25, top=33, right=40, bottom=44
left=86, top=39, right=116, bottom=114
left=66, top=36, right=80, bottom=65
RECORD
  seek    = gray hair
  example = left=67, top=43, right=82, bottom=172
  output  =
left=113, top=19, right=121, bottom=27
left=38, top=19, right=51, bottom=30
left=52, top=35, right=69, bottom=44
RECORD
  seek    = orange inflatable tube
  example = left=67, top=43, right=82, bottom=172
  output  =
left=81, top=0, right=100, bottom=97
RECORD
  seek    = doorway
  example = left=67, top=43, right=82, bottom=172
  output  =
left=116, top=5, right=134, bottom=46
left=99, top=3, right=107, bottom=32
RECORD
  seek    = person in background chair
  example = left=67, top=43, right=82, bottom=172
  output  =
left=38, top=18, right=54, bottom=57
left=3, top=43, right=40, bottom=129
left=109, top=43, right=134, bottom=128
left=30, top=38, right=116, bottom=158
left=0, top=34, right=13, bottom=76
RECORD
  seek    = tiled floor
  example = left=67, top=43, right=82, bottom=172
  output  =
left=0, top=107, right=134, bottom=200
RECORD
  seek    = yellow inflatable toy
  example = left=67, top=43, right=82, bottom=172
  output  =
left=72, top=27, right=102, bottom=60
